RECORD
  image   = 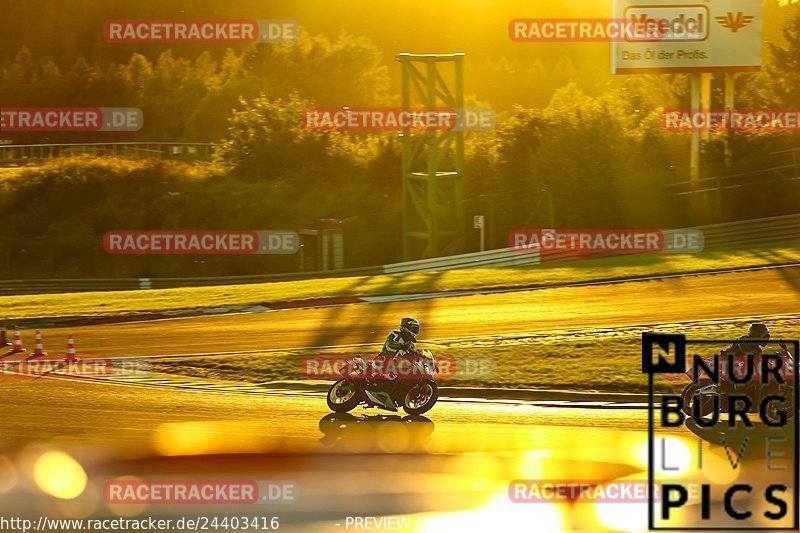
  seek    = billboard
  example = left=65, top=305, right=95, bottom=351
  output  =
left=611, top=0, right=762, bottom=74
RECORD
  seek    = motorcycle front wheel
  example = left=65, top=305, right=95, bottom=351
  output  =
left=765, top=386, right=795, bottom=421
left=681, top=382, right=717, bottom=419
left=327, top=379, right=361, bottom=412
left=403, top=381, right=438, bottom=415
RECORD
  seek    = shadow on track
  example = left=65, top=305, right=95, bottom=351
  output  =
left=318, top=412, right=435, bottom=451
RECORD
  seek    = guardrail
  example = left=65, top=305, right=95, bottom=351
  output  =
left=383, top=246, right=540, bottom=274
left=0, top=269, right=380, bottom=295
left=0, top=247, right=540, bottom=295
left=0, top=214, right=798, bottom=295
left=0, top=142, right=212, bottom=161
left=698, top=214, right=800, bottom=250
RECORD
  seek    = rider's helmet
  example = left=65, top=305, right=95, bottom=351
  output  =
left=748, top=322, right=770, bottom=346
left=400, top=317, right=420, bottom=343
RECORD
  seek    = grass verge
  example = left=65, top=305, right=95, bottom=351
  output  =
left=152, top=316, right=800, bottom=393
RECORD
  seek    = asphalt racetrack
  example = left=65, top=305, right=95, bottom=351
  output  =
left=1, top=375, right=659, bottom=532
left=1, top=267, right=798, bottom=531
left=21, top=266, right=800, bottom=359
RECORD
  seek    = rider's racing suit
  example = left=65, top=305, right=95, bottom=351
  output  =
left=375, top=329, right=415, bottom=382
left=727, top=335, right=764, bottom=357
left=379, top=329, right=415, bottom=357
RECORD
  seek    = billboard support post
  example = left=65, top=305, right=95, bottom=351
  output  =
left=700, top=73, right=712, bottom=143
left=690, top=74, right=701, bottom=183
left=724, top=73, right=736, bottom=168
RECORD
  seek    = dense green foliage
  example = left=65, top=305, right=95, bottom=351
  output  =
left=0, top=2, right=798, bottom=277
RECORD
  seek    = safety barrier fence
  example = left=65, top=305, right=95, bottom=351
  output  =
left=0, top=214, right=798, bottom=295
left=0, top=142, right=212, bottom=161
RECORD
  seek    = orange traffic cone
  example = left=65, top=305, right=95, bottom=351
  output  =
left=0, top=322, right=10, bottom=347
left=65, top=335, right=78, bottom=363
left=8, top=326, right=24, bottom=354
left=31, top=329, right=48, bottom=357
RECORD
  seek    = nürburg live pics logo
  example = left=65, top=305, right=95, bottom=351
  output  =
left=642, top=332, right=798, bottom=530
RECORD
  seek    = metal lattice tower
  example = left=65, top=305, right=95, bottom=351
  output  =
left=398, top=52, right=466, bottom=260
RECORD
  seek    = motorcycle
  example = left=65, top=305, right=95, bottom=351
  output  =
left=681, top=347, right=795, bottom=423
left=326, top=349, right=439, bottom=415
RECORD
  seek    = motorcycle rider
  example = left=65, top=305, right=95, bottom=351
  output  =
left=682, top=322, right=793, bottom=419
left=727, top=322, right=777, bottom=356
left=374, top=317, right=420, bottom=381
left=381, top=317, right=419, bottom=355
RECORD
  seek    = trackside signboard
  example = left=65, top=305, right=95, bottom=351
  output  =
left=611, top=0, right=762, bottom=74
